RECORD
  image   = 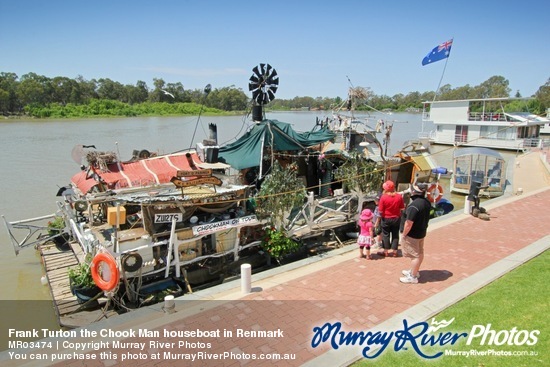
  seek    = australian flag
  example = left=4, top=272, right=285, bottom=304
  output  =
left=422, top=39, right=453, bottom=66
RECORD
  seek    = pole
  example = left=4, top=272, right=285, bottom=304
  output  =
left=189, top=84, right=212, bottom=149
left=432, top=57, right=449, bottom=102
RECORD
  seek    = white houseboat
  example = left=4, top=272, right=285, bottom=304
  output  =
left=420, top=98, right=550, bottom=150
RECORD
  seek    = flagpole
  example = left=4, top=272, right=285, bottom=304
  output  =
left=432, top=56, right=449, bottom=102
left=432, top=37, right=453, bottom=102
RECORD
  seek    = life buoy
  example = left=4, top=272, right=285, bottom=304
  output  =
left=427, top=183, right=443, bottom=203
left=91, top=252, right=120, bottom=291
left=121, top=252, right=143, bottom=273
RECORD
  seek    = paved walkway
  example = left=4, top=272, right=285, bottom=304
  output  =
left=2, top=151, right=549, bottom=367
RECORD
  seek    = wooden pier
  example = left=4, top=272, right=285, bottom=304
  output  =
left=39, top=241, right=115, bottom=328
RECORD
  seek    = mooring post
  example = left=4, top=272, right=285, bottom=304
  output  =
left=241, top=263, right=251, bottom=294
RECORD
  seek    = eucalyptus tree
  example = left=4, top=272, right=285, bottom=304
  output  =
left=16, top=72, right=53, bottom=106
left=535, top=78, right=550, bottom=114
left=0, top=72, right=20, bottom=114
left=97, top=78, right=125, bottom=101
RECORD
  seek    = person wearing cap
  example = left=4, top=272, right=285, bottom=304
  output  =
left=357, top=209, right=374, bottom=259
left=377, top=180, right=405, bottom=257
left=400, top=183, right=432, bottom=284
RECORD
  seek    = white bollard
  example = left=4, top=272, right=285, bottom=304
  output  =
left=241, top=264, right=252, bottom=294
left=517, top=188, right=523, bottom=195
left=164, top=295, right=175, bottom=313
left=463, top=196, right=472, bottom=215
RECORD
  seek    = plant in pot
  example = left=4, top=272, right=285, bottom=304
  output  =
left=47, top=216, right=71, bottom=251
left=68, top=256, right=102, bottom=303
left=261, top=226, right=302, bottom=265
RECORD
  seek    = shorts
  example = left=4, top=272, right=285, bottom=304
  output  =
left=401, top=235, right=424, bottom=258
left=357, top=235, right=372, bottom=249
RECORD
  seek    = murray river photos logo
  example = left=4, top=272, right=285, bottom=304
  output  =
left=311, top=318, right=540, bottom=359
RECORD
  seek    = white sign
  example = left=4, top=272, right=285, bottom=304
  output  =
left=192, top=215, right=259, bottom=236
left=154, top=213, right=183, bottom=223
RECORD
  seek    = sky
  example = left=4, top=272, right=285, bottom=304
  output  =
left=1, top=0, right=549, bottom=100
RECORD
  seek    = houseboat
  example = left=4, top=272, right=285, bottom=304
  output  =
left=420, top=98, right=550, bottom=150
left=450, top=147, right=507, bottom=198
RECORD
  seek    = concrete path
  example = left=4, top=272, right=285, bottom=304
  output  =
left=2, top=151, right=549, bottom=367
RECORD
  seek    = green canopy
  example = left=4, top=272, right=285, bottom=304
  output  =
left=218, top=119, right=335, bottom=170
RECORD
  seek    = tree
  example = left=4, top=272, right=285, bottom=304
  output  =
left=206, top=86, right=247, bottom=111
left=16, top=72, right=52, bottom=106
left=472, top=75, right=510, bottom=99
left=255, top=161, right=306, bottom=230
left=97, top=78, right=125, bottom=100
left=0, top=72, right=20, bottom=114
left=535, top=78, right=550, bottom=114
left=75, top=75, right=98, bottom=103
left=333, top=152, right=384, bottom=217
left=125, top=80, right=149, bottom=104
left=51, top=76, right=81, bottom=106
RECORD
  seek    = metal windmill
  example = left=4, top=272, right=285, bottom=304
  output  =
left=248, top=63, right=279, bottom=121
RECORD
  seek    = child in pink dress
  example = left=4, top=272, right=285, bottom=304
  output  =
left=357, top=209, right=374, bottom=259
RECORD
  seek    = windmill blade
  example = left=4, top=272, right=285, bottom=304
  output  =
left=252, top=65, right=261, bottom=77
left=270, top=85, right=278, bottom=94
left=268, top=68, right=278, bottom=79
left=248, top=82, right=258, bottom=91
left=267, top=90, right=275, bottom=102
left=260, top=63, right=266, bottom=75
left=252, top=89, right=261, bottom=101
left=267, top=76, right=279, bottom=87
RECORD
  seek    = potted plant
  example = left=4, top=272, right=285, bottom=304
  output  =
left=68, top=257, right=102, bottom=303
left=261, top=226, right=302, bottom=265
left=47, top=216, right=71, bottom=251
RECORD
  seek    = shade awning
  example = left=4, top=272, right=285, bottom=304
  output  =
left=71, top=152, right=204, bottom=194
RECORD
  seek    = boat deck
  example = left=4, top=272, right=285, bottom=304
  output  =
left=39, top=241, right=117, bottom=328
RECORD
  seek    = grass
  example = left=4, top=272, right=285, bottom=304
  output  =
left=351, top=250, right=548, bottom=367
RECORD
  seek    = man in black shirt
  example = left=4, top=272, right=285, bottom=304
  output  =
left=400, top=183, right=432, bottom=284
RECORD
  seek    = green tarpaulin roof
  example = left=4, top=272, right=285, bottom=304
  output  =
left=218, top=119, right=335, bottom=170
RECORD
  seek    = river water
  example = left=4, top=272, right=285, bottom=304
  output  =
left=0, top=110, right=514, bottom=333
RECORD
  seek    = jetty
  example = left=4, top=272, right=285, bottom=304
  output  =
left=39, top=241, right=117, bottom=328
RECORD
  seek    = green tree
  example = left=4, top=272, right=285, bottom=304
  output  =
left=535, top=78, right=550, bottom=114
left=0, top=72, right=20, bottom=114
left=97, top=78, right=125, bottom=100
left=207, top=86, right=247, bottom=111
left=51, top=76, right=81, bottom=106
left=255, top=162, right=306, bottom=229
left=334, top=152, right=384, bottom=215
left=16, top=72, right=52, bottom=106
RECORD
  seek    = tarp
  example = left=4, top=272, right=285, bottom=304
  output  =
left=218, top=119, right=335, bottom=170
left=71, top=152, right=204, bottom=194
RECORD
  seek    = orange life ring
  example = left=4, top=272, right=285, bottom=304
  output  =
left=427, top=183, right=443, bottom=203
left=91, top=252, right=120, bottom=291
